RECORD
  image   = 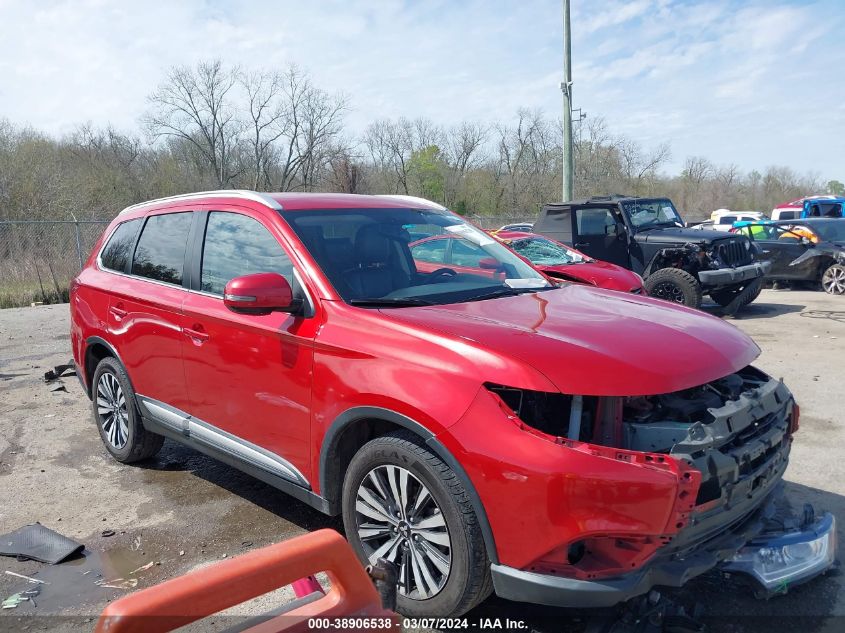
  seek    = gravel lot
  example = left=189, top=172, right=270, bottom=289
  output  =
left=0, top=290, right=843, bottom=631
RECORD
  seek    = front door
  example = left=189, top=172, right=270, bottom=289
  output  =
left=754, top=226, right=813, bottom=279
left=571, top=207, right=630, bottom=267
left=181, top=210, right=318, bottom=486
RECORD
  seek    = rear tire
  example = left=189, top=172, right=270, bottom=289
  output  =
left=341, top=431, right=492, bottom=617
left=644, top=268, right=702, bottom=308
left=91, top=357, right=164, bottom=463
left=821, top=264, right=845, bottom=294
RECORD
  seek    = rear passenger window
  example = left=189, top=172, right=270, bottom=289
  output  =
left=100, top=219, right=141, bottom=272
left=201, top=212, right=293, bottom=295
left=131, top=213, right=193, bottom=285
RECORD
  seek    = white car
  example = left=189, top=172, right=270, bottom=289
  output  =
left=692, top=211, right=765, bottom=232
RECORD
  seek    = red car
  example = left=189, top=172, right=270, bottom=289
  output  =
left=71, top=191, right=798, bottom=617
left=494, top=231, right=645, bottom=293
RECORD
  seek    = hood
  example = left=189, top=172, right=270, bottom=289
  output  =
left=539, top=260, right=642, bottom=292
left=638, top=226, right=734, bottom=244
left=382, top=285, right=759, bottom=396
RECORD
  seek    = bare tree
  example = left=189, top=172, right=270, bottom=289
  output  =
left=240, top=70, right=288, bottom=190
left=144, top=60, right=242, bottom=188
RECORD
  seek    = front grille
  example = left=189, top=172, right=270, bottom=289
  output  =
left=715, top=238, right=752, bottom=266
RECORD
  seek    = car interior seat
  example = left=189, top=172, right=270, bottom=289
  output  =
left=344, top=224, right=413, bottom=298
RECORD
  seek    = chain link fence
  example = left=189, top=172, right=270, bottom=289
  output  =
left=0, top=220, right=110, bottom=308
left=0, top=215, right=538, bottom=309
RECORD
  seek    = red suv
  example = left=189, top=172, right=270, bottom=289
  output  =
left=71, top=191, right=797, bottom=617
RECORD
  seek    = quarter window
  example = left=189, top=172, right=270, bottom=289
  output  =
left=131, top=212, right=193, bottom=285
left=201, top=212, right=293, bottom=295
left=101, top=218, right=141, bottom=272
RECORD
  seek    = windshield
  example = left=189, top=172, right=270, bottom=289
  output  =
left=506, top=236, right=586, bottom=265
left=812, top=222, right=845, bottom=243
left=624, top=199, right=684, bottom=229
left=281, top=207, right=552, bottom=307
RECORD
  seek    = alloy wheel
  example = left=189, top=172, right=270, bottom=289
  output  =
left=822, top=265, right=845, bottom=295
left=652, top=281, right=685, bottom=303
left=354, top=465, right=451, bottom=600
left=96, top=372, right=129, bottom=449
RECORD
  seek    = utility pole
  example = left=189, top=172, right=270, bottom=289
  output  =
left=561, top=0, right=573, bottom=201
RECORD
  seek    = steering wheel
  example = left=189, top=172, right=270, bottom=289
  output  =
left=428, top=268, right=458, bottom=281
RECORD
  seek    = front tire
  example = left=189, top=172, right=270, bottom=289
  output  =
left=644, top=268, right=703, bottom=308
left=91, top=357, right=164, bottom=463
left=341, top=431, right=492, bottom=617
left=710, top=280, right=763, bottom=309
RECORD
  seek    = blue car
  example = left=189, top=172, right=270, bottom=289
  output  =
left=802, top=197, right=845, bottom=219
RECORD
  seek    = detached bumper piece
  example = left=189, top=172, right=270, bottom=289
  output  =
left=721, top=510, right=837, bottom=596
left=698, top=260, right=771, bottom=285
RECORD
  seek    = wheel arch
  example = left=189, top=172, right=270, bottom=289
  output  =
left=83, top=336, right=125, bottom=398
left=319, top=406, right=499, bottom=564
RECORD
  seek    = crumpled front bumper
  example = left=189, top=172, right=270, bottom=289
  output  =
left=491, top=482, right=785, bottom=609
left=698, top=260, right=772, bottom=286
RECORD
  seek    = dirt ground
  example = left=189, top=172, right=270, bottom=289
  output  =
left=0, top=290, right=843, bottom=632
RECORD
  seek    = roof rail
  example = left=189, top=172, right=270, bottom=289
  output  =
left=589, top=193, right=635, bottom=201
left=374, top=194, right=446, bottom=210
left=118, top=190, right=282, bottom=215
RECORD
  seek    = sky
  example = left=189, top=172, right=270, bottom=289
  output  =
left=0, top=0, right=843, bottom=179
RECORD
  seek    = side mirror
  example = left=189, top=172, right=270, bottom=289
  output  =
left=801, top=237, right=814, bottom=247
left=223, top=273, right=300, bottom=315
left=478, top=257, right=500, bottom=270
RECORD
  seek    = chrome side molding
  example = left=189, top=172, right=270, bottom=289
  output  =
left=137, top=395, right=309, bottom=488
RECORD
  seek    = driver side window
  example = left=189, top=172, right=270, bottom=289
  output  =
left=576, top=208, right=617, bottom=236
left=450, top=238, right=487, bottom=267
left=201, top=212, right=294, bottom=295
left=411, top=239, right=447, bottom=264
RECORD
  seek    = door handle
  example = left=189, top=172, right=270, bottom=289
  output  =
left=109, top=304, right=128, bottom=319
left=574, top=242, right=588, bottom=248
left=183, top=325, right=210, bottom=343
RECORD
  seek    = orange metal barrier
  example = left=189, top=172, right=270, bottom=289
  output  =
left=95, top=529, right=397, bottom=633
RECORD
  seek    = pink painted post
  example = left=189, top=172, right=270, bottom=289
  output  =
left=291, top=575, right=324, bottom=598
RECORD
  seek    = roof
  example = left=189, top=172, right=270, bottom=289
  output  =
left=774, top=195, right=838, bottom=209
left=494, top=231, right=537, bottom=240
left=769, top=218, right=843, bottom=226
left=119, top=190, right=446, bottom=215
left=544, top=194, right=667, bottom=208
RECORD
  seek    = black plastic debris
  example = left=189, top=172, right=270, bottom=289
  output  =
left=43, top=361, right=75, bottom=383
left=0, top=524, right=84, bottom=564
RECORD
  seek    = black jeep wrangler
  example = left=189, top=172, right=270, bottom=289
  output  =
left=533, top=195, right=771, bottom=311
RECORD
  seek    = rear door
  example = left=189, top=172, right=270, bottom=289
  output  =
left=180, top=208, right=318, bottom=487
left=571, top=207, right=630, bottom=267
left=105, top=210, right=194, bottom=411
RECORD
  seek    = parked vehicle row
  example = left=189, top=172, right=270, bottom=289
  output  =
left=72, top=190, right=818, bottom=618
left=531, top=195, right=769, bottom=311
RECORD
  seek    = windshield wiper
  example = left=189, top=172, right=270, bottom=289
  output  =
left=348, top=297, right=435, bottom=308
left=465, top=287, right=550, bottom=302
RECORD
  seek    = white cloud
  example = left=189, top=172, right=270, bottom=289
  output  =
left=0, top=0, right=842, bottom=179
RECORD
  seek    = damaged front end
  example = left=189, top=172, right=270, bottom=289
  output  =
left=478, top=365, right=808, bottom=607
